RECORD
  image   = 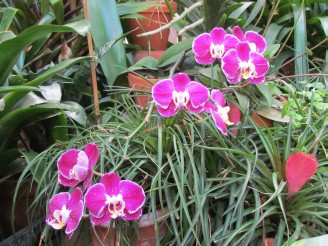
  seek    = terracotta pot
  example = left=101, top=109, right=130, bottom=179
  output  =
left=0, top=180, right=38, bottom=239
left=263, top=238, right=274, bottom=246
left=127, top=72, right=159, bottom=108
left=251, top=112, right=273, bottom=128
left=134, top=50, right=165, bottom=62
left=91, top=208, right=169, bottom=246
left=126, top=1, right=177, bottom=50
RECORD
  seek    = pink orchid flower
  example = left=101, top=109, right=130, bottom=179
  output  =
left=222, top=42, right=269, bottom=84
left=57, top=143, right=99, bottom=190
left=46, top=188, right=84, bottom=238
left=84, top=172, right=145, bottom=225
left=232, top=26, right=267, bottom=54
left=192, top=27, right=239, bottom=64
left=204, top=90, right=234, bottom=136
left=152, top=73, right=209, bottom=117
left=286, top=152, right=318, bottom=198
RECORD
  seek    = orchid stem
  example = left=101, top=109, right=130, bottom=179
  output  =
left=92, top=170, right=104, bottom=177
left=211, top=63, right=214, bottom=90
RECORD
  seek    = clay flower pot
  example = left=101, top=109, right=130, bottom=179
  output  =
left=126, top=1, right=177, bottom=50
left=128, top=72, right=159, bottom=108
left=91, top=208, right=169, bottom=246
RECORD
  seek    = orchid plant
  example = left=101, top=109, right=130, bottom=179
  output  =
left=46, top=143, right=146, bottom=239
left=151, top=26, right=270, bottom=136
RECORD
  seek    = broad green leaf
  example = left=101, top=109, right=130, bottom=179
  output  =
left=0, top=7, right=18, bottom=31
left=0, top=56, right=91, bottom=118
left=50, top=0, right=64, bottom=25
left=19, top=150, right=48, bottom=185
left=0, top=104, right=63, bottom=151
left=264, top=44, right=280, bottom=59
left=0, top=86, right=40, bottom=93
left=117, top=2, right=160, bottom=16
left=229, top=2, right=253, bottom=19
left=292, top=3, right=309, bottom=81
left=39, top=82, right=62, bottom=103
left=255, top=107, right=290, bottom=123
left=256, top=84, right=273, bottom=107
left=264, top=23, right=283, bottom=46
left=243, top=0, right=266, bottom=28
left=233, top=91, right=249, bottom=112
left=290, top=235, right=328, bottom=246
left=0, top=31, right=15, bottom=43
left=88, top=0, right=127, bottom=87
left=158, top=38, right=194, bottom=67
left=62, top=101, right=87, bottom=127
left=0, top=24, right=89, bottom=86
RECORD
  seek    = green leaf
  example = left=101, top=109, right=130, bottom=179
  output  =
left=50, top=0, right=64, bottom=25
left=158, top=38, right=194, bottom=67
left=255, top=107, right=290, bottom=123
left=0, top=56, right=92, bottom=118
left=0, top=104, right=63, bottom=151
left=19, top=150, right=47, bottom=185
left=290, top=235, right=328, bottom=246
left=0, top=7, right=18, bottom=31
left=292, top=3, right=309, bottom=81
left=243, top=0, right=266, bottom=28
left=0, top=31, right=15, bottom=43
left=264, top=44, right=280, bottom=59
left=88, top=0, right=127, bottom=87
left=0, top=24, right=88, bottom=86
left=229, top=2, right=253, bottom=19
left=0, top=149, right=23, bottom=179
left=256, top=84, right=273, bottom=107
left=0, top=86, right=40, bottom=93
left=264, top=23, right=283, bottom=46
left=62, top=101, right=87, bottom=127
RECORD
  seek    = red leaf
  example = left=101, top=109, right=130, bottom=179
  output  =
left=228, top=103, right=241, bottom=136
left=286, top=152, right=318, bottom=198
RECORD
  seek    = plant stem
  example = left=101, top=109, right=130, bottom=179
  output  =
left=266, top=73, right=328, bottom=81
left=83, top=0, right=100, bottom=124
left=138, top=1, right=203, bottom=37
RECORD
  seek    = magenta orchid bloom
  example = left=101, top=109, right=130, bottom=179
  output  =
left=232, top=26, right=267, bottom=54
left=192, top=27, right=239, bottom=64
left=84, top=172, right=145, bottom=225
left=222, top=42, right=269, bottom=84
left=46, top=188, right=84, bottom=238
left=286, top=152, right=318, bottom=198
left=57, top=143, right=99, bottom=190
left=152, top=73, right=209, bottom=117
left=204, top=90, right=234, bottom=136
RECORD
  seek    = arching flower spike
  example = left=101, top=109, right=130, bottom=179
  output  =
left=192, top=27, right=239, bottom=65
left=222, top=42, right=269, bottom=84
left=152, top=73, right=209, bottom=117
left=286, top=152, right=318, bottom=198
left=46, top=188, right=84, bottom=238
left=57, top=143, right=99, bottom=190
left=204, top=90, right=234, bottom=136
left=84, top=172, right=145, bottom=225
left=232, top=26, right=267, bottom=54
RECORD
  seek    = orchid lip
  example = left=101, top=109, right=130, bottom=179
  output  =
left=49, top=205, right=71, bottom=230
left=210, top=43, right=225, bottom=59
left=172, top=90, right=190, bottom=107
left=216, top=106, right=234, bottom=125
left=105, top=194, right=126, bottom=219
left=239, top=61, right=256, bottom=79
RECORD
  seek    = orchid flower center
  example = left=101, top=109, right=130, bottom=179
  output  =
left=106, top=194, right=126, bottom=219
left=49, top=205, right=71, bottom=230
left=69, top=151, right=89, bottom=181
left=239, top=61, right=256, bottom=79
left=217, top=106, right=234, bottom=125
left=210, top=43, right=225, bottom=59
left=172, top=90, right=190, bottom=108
